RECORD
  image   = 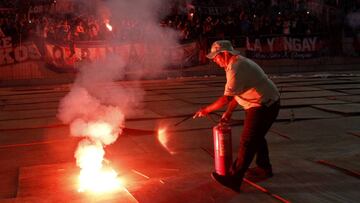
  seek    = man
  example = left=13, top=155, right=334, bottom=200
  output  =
left=193, top=40, right=280, bottom=192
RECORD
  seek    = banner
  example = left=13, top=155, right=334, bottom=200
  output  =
left=0, top=29, right=42, bottom=66
left=44, top=40, right=199, bottom=71
left=169, top=42, right=199, bottom=67
left=245, top=35, right=324, bottom=59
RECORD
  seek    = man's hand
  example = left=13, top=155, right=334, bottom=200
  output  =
left=220, top=97, right=237, bottom=123
left=193, top=96, right=231, bottom=119
left=193, top=107, right=210, bottom=119
left=220, top=112, right=232, bottom=123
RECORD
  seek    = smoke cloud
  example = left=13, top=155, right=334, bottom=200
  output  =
left=55, top=0, right=181, bottom=191
left=99, top=0, right=179, bottom=78
left=58, top=0, right=180, bottom=145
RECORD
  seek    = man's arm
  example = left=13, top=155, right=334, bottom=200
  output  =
left=193, top=96, right=233, bottom=118
left=221, top=98, right=237, bottom=122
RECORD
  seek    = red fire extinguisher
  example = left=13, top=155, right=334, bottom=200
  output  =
left=213, top=122, right=232, bottom=176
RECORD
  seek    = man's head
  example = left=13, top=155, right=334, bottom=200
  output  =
left=207, top=40, right=240, bottom=68
left=206, top=40, right=239, bottom=60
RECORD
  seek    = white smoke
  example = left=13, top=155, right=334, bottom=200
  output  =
left=57, top=0, right=179, bottom=156
left=58, top=0, right=180, bottom=120
left=99, top=0, right=180, bottom=78
left=55, top=1, right=181, bottom=191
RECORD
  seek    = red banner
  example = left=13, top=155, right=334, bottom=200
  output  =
left=44, top=41, right=199, bottom=71
left=0, top=29, right=42, bottom=66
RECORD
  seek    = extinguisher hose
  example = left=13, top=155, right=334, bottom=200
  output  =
left=206, top=113, right=219, bottom=124
left=175, top=113, right=220, bottom=126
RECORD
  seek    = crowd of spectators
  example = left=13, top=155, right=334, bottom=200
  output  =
left=0, top=0, right=358, bottom=49
left=34, top=14, right=114, bottom=42
left=164, top=0, right=334, bottom=44
left=0, top=1, right=16, bottom=8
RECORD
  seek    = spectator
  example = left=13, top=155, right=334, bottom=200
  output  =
left=74, top=21, right=86, bottom=41
left=58, top=20, right=70, bottom=42
left=238, top=13, right=251, bottom=35
left=88, top=24, right=101, bottom=40
left=283, top=17, right=291, bottom=35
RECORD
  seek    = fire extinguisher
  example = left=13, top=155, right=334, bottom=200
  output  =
left=213, top=122, right=232, bottom=176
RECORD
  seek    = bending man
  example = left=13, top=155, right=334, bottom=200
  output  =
left=193, top=40, right=280, bottom=192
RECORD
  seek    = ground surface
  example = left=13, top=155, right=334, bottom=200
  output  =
left=0, top=71, right=359, bottom=202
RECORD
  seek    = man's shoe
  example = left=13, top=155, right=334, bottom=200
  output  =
left=211, top=172, right=241, bottom=192
left=245, top=167, right=273, bottom=182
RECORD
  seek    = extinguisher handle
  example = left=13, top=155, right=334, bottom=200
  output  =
left=219, top=117, right=231, bottom=125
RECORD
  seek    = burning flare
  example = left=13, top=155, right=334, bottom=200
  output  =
left=105, top=19, right=113, bottom=31
left=74, top=121, right=122, bottom=193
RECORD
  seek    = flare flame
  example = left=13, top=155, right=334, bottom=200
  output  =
left=75, top=122, right=122, bottom=193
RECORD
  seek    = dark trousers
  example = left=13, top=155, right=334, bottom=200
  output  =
left=230, top=100, right=280, bottom=180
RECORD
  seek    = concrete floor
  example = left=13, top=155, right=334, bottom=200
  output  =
left=0, top=72, right=359, bottom=202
